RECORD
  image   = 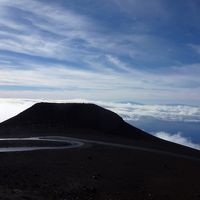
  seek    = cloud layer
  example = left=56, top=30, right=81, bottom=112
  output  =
left=154, top=132, right=200, bottom=150
left=0, top=98, right=200, bottom=123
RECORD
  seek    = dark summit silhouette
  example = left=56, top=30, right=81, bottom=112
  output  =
left=0, top=103, right=150, bottom=139
left=3, top=103, right=124, bottom=131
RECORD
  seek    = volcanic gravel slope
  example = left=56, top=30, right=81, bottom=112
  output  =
left=0, top=103, right=200, bottom=199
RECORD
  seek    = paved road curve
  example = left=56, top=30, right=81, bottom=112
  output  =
left=0, top=136, right=199, bottom=161
left=40, top=136, right=200, bottom=162
left=0, top=137, right=84, bottom=152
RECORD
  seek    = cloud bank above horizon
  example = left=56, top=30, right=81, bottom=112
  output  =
left=1, top=98, right=200, bottom=123
left=0, top=0, right=200, bottom=104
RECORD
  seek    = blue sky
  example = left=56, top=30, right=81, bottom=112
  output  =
left=0, top=0, right=200, bottom=104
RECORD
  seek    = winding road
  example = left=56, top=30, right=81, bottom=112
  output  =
left=0, top=137, right=84, bottom=152
left=0, top=136, right=199, bottom=161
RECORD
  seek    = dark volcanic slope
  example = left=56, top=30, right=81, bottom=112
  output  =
left=0, top=103, right=200, bottom=200
left=0, top=103, right=199, bottom=157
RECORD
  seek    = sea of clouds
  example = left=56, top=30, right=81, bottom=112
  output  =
left=0, top=98, right=200, bottom=150
left=1, top=98, right=200, bottom=123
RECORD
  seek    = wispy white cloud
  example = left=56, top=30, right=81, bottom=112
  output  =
left=1, top=59, right=200, bottom=104
left=0, top=0, right=97, bottom=61
left=0, top=0, right=183, bottom=64
left=105, top=55, right=133, bottom=72
left=154, top=131, right=200, bottom=150
left=0, top=0, right=199, bottom=104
